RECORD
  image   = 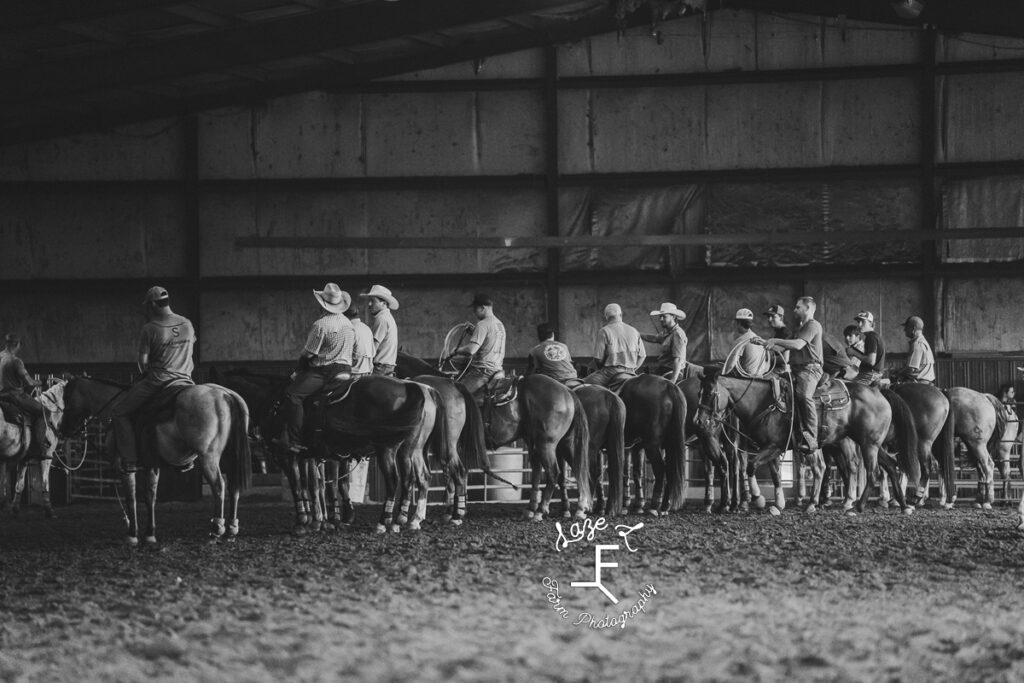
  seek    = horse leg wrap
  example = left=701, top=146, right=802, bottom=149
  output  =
left=227, top=519, right=239, bottom=537
left=456, top=495, right=467, bottom=519
left=210, top=517, right=226, bottom=538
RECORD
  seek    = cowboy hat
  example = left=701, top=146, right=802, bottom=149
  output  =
left=359, top=284, right=399, bottom=310
left=650, top=302, right=686, bottom=320
left=313, top=283, right=351, bottom=314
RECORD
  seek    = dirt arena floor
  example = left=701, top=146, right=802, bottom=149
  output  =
left=3, top=495, right=1024, bottom=682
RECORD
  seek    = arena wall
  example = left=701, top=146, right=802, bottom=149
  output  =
left=0, top=11, right=1022, bottom=371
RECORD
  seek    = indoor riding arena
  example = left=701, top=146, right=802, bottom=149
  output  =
left=3, top=2, right=1024, bottom=681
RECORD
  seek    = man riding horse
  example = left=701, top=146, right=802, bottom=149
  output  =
left=583, top=303, right=646, bottom=389
left=0, top=333, right=49, bottom=463
left=846, top=311, right=886, bottom=386
left=641, top=302, right=687, bottom=383
left=722, top=308, right=772, bottom=378
left=361, top=284, right=400, bottom=377
left=110, top=286, right=196, bottom=474
left=891, top=316, right=936, bottom=385
left=525, top=322, right=579, bottom=386
left=274, top=283, right=355, bottom=455
left=453, top=293, right=506, bottom=402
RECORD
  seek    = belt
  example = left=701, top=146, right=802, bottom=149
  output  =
left=791, top=362, right=822, bottom=368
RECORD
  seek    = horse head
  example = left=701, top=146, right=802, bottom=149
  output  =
left=695, top=367, right=725, bottom=432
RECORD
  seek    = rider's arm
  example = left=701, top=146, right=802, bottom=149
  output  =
left=640, top=332, right=662, bottom=344
left=592, top=330, right=608, bottom=369
left=764, top=337, right=806, bottom=352
left=15, top=359, right=39, bottom=388
left=667, top=333, right=684, bottom=382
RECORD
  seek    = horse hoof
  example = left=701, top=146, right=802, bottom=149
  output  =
left=375, top=524, right=387, bottom=535
left=390, top=524, right=401, bottom=534
left=530, top=513, right=544, bottom=523
left=44, top=508, right=56, bottom=519
left=877, top=500, right=891, bottom=510
left=449, top=518, right=464, bottom=526
left=944, top=503, right=955, bottom=510
left=845, top=510, right=858, bottom=517
left=523, top=510, right=535, bottom=521
left=442, top=514, right=453, bottom=524
left=902, top=506, right=915, bottom=516
left=562, top=510, right=572, bottom=520
left=768, top=506, right=781, bottom=517
left=974, top=502, right=982, bottom=509
left=752, top=496, right=766, bottom=511
left=408, top=520, right=422, bottom=531
left=804, top=503, right=817, bottom=514
left=574, top=510, right=587, bottom=521
left=143, top=535, right=158, bottom=546
left=126, top=536, right=139, bottom=547
left=291, top=524, right=309, bottom=537
left=982, top=503, right=993, bottom=511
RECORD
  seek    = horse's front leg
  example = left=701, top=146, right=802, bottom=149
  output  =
left=11, top=461, right=28, bottom=517
left=121, top=470, right=140, bottom=546
left=376, top=447, right=399, bottom=534
left=142, top=467, right=160, bottom=546
left=39, top=459, right=55, bottom=518
left=803, top=449, right=826, bottom=513
left=323, top=459, right=342, bottom=530
left=746, top=446, right=782, bottom=513
left=284, top=453, right=312, bottom=535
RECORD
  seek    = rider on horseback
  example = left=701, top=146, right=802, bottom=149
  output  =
left=641, top=302, right=688, bottom=383
left=525, top=322, right=579, bottom=385
left=345, top=305, right=375, bottom=378
left=722, top=308, right=771, bottom=378
left=110, top=286, right=196, bottom=473
left=453, top=294, right=506, bottom=399
left=761, top=296, right=824, bottom=457
left=583, top=303, right=646, bottom=389
left=275, top=283, right=354, bottom=455
left=361, top=284, right=399, bottom=377
left=0, top=333, right=49, bottom=461
left=847, top=311, right=886, bottom=386
left=890, top=316, right=936, bottom=385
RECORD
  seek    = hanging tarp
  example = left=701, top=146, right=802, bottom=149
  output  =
left=559, top=185, right=705, bottom=272
left=705, top=178, right=920, bottom=267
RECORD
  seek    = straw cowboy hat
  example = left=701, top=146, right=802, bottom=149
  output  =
left=649, top=302, right=686, bottom=320
left=313, top=283, right=351, bottom=314
left=360, top=284, right=399, bottom=310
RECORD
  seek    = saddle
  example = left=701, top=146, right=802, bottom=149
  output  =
left=0, top=396, right=27, bottom=425
left=606, top=371, right=636, bottom=392
left=487, top=376, right=519, bottom=407
left=132, top=380, right=195, bottom=470
left=813, top=378, right=851, bottom=411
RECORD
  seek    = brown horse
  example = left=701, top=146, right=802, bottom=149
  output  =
left=59, top=376, right=252, bottom=545
left=211, top=369, right=448, bottom=534
left=942, top=387, right=1007, bottom=509
left=882, top=382, right=954, bottom=508
left=697, top=371, right=918, bottom=514
left=0, top=381, right=66, bottom=519
left=482, top=374, right=591, bottom=521
left=678, top=376, right=742, bottom=513
left=618, top=374, right=688, bottom=516
left=573, top=384, right=626, bottom=517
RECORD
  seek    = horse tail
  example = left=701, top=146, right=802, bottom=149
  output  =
left=665, top=381, right=689, bottom=511
left=568, top=389, right=592, bottom=513
left=223, top=388, right=253, bottom=493
left=937, top=390, right=957, bottom=503
left=605, top=391, right=627, bottom=517
left=984, top=393, right=1008, bottom=455
left=881, top=388, right=920, bottom=487
left=451, top=380, right=499, bottom=484
left=427, top=386, right=460, bottom=481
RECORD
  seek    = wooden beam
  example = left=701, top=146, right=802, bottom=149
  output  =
left=235, top=228, right=1024, bottom=250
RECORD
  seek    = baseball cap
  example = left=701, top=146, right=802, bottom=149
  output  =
left=855, top=311, right=874, bottom=324
left=604, top=303, right=622, bottom=318
left=765, top=304, right=785, bottom=317
left=143, top=286, right=169, bottom=304
left=735, top=308, right=754, bottom=321
left=469, top=294, right=493, bottom=307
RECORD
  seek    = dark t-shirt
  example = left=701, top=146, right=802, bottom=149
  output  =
left=772, top=325, right=793, bottom=340
left=860, top=330, right=886, bottom=373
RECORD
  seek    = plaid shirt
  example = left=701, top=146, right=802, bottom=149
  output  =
left=303, top=313, right=354, bottom=366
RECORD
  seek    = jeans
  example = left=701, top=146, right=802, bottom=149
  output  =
left=582, top=366, right=635, bottom=389
left=110, top=376, right=174, bottom=465
left=283, top=363, right=348, bottom=447
left=793, top=363, right=823, bottom=452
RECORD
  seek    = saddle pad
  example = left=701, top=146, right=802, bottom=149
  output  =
left=814, top=379, right=851, bottom=411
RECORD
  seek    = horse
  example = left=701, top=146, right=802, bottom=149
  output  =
left=941, top=387, right=1007, bottom=509
left=572, top=384, right=626, bottom=517
left=878, top=382, right=954, bottom=509
left=677, top=376, right=741, bottom=513
left=0, top=381, right=66, bottom=519
left=696, top=370, right=918, bottom=515
left=211, top=368, right=450, bottom=534
left=58, top=376, right=252, bottom=545
left=618, top=374, right=688, bottom=516
left=482, top=374, right=591, bottom=521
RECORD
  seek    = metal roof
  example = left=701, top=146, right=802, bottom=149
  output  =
left=2, top=0, right=1023, bottom=145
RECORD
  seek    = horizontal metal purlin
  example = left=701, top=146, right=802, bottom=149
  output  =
left=333, top=78, right=544, bottom=94
left=236, top=228, right=1024, bottom=250
left=3, top=261, right=1024, bottom=294
left=560, top=165, right=919, bottom=186
left=559, top=63, right=921, bottom=89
